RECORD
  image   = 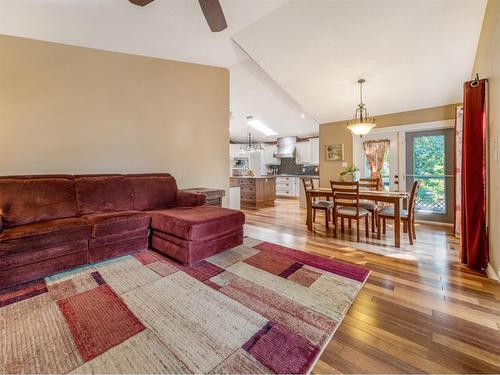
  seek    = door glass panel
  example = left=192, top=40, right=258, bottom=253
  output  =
left=364, top=148, right=390, bottom=191
left=413, top=135, right=446, bottom=213
left=406, top=129, right=454, bottom=223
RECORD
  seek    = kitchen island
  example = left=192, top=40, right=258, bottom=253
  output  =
left=229, top=176, right=276, bottom=208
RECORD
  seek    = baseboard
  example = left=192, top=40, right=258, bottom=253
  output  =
left=486, top=262, right=499, bottom=281
left=414, top=219, right=454, bottom=228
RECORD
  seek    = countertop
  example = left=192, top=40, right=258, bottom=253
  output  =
left=181, top=187, right=225, bottom=197
left=231, top=176, right=277, bottom=179
left=266, top=174, right=319, bottom=178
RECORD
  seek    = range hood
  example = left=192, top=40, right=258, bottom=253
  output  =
left=274, top=136, right=297, bottom=158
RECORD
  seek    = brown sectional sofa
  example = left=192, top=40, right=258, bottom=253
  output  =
left=0, top=173, right=244, bottom=290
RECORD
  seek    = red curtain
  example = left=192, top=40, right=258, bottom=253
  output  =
left=461, top=79, right=488, bottom=270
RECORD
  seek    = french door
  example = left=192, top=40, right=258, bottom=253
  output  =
left=406, top=129, right=454, bottom=223
left=355, top=132, right=399, bottom=191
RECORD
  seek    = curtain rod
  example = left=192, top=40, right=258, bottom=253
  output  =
left=471, top=73, right=489, bottom=87
left=362, top=139, right=390, bottom=145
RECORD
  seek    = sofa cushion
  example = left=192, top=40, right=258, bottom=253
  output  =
left=176, top=191, right=206, bottom=207
left=83, top=211, right=151, bottom=238
left=88, top=229, right=149, bottom=263
left=151, top=206, right=245, bottom=241
left=89, top=229, right=149, bottom=248
left=126, top=174, right=178, bottom=211
left=0, top=218, right=91, bottom=255
left=0, top=240, right=89, bottom=289
left=0, top=175, right=78, bottom=228
left=75, top=175, right=133, bottom=215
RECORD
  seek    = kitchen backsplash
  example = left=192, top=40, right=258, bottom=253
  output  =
left=276, top=158, right=319, bottom=175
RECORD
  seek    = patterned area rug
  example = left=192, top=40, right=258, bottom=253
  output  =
left=0, top=237, right=370, bottom=374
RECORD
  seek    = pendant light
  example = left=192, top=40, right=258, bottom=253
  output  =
left=347, top=79, right=376, bottom=136
left=240, top=131, right=264, bottom=152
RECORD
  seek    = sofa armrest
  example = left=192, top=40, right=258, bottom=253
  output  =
left=176, top=191, right=206, bottom=207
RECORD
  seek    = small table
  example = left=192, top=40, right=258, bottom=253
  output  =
left=306, top=188, right=409, bottom=248
left=181, top=188, right=225, bottom=207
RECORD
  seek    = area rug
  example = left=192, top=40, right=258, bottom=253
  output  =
left=0, top=237, right=370, bottom=374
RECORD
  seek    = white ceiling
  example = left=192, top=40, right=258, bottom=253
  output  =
left=233, top=0, right=487, bottom=123
left=0, top=0, right=488, bottom=134
left=0, top=0, right=289, bottom=68
left=230, top=57, right=318, bottom=142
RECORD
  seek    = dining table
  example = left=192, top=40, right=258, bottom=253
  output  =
left=305, top=188, right=410, bottom=248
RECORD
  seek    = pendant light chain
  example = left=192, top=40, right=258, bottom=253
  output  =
left=346, top=78, right=376, bottom=136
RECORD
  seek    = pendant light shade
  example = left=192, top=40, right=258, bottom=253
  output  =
left=347, top=79, right=376, bottom=136
left=347, top=122, right=376, bottom=136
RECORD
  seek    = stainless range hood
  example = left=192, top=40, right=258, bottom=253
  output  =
left=274, top=136, right=296, bottom=158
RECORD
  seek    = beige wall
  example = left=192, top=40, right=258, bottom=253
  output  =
left=472, top=0, right=500, bottom=277
left=319, top=104, right=459, bottom=187
left=0, top=35, right=230, bottom=205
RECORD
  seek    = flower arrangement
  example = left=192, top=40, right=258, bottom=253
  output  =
left=339, top=165, right=360, bottom=182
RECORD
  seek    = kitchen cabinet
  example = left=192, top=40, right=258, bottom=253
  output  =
left=310, top=137, right=319, bottom=165
left=230, top=144, right=243, bottom=156
left=295, top=138, right=319, bottom=166
left=276, top=176, right=299, bottom=197
left=295, top=141, right=311, bottom=165
left=230, top=177, right=276, bottom=208
left=263, top=144, right=280, bottom=165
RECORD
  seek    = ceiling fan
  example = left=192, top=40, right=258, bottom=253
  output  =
left=129, top=0, right=227, bottom=32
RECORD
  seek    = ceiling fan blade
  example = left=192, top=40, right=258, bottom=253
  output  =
left=199, top=0, right=227, bottom=32
left=129, top=0, right=154, bottom=6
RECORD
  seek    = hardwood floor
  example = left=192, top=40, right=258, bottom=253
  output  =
left=242, top=198, right=500, bottom=374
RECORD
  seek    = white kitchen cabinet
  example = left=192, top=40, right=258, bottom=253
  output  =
left=263, top=144, right=280, bottom=165
left=309, top=137, right=319, bottom=165
left=295, top=138, right=319, bottom=165
left=230, top=144, right=243, bottom=156
left=276, top=176, right=300, bottom=197
left=295, top=141, right=311, bottom=165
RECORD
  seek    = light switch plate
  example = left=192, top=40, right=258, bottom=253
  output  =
left=342, top=162, right=348, bottom=167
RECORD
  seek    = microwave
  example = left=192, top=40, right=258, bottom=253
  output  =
left=231, top=156, right=249, bottom=169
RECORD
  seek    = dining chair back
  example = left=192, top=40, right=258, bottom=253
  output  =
left=302, top=177, right=316, bottom=191
left=330, top=180, right=360, bottom=210
left=303, top=178, right=334, bottom=229
left=377, top=180, right=420, bottom=245
left=408, top=180, right=420, bottom=216
left=359, top=177, right=380, bottom=191
left=330, top=180, right=369, bottom=242
left=358, top=177, right=381, bottom=232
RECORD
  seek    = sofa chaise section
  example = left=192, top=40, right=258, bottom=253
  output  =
left=151, top=205, right=245, bottom=265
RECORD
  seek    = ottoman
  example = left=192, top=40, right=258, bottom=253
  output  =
left=150, top=205, right=245, bottom=265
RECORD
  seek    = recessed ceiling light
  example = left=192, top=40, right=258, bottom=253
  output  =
left=245, top=116, right=278, bottom=136
left=298, top=130, right=302, bottom=134
left=300, top=113, right=305, bottom=118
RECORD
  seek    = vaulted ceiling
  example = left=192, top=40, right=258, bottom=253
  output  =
left=0, top=0, right=487, bottom=139
left=0, top=0, right=289, bottom=68
left=233, top=0, right=487, bottom=124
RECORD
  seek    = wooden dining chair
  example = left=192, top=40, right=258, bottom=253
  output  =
left=330, top=181, right=370, bottom=242
left=358, top=177, right=380, bottom=233
left=377, top=181, right=420, bottom=245
left=302, top=178, right=334, bottom=229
